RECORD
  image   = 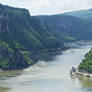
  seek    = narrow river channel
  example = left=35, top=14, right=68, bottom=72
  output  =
left=0, top=45, right=92, bottom=92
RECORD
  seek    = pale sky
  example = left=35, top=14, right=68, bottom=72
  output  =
left=0, top=0, right=92, bottom=15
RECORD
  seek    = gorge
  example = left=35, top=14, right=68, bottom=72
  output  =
left=0, top=3, right=92, bottom=92
left=0, top=3, right=92, bottom=75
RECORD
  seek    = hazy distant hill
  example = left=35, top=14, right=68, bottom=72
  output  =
left=37, top=14, right=92, bottom=42
left=64, top=9, right=92, bottom=22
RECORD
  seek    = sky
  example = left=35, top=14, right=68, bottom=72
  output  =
left=0, top=0, right=92, bottom=15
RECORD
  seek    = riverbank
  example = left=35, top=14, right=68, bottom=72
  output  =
left=70, top=68, right=92, bottom=78
left=2, top=41, right=91, bottom=71
left=33, top=41, right=92, bottom=63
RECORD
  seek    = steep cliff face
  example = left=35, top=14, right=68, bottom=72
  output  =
left=0, top=4, right=64, bottom=70
left=0, top=5, right=34, bottom=70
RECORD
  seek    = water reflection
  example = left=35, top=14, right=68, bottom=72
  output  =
left=71, top=74, right=92, bottom=91
left=79, top=78, right=92, bottom=87
left=0, top=70, right=23, bottom=78
left=39, top=52, right=62, bottom=62
left=0, top=86, right=10, bottom=92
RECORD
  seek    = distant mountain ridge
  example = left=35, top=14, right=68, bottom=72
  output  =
left=64, top=8, right=92, bottom=22
left=37, top=14, right=92, bottom=42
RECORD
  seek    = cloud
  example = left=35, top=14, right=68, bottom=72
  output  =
left=0, top=0, right=92, bottom=15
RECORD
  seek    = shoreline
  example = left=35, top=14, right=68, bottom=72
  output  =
left=2, top=41, right=92, bottom=71
left=70, top=69, right=92, bottom=78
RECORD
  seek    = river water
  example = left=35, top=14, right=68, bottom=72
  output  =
left=0, top=45, right=92, bottom=92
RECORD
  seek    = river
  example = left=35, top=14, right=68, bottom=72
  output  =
left=0, top=45, right=92, bottom=92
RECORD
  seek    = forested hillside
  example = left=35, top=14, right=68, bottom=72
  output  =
left=78, top=49, right=92, bottom=73
left=37, top=15, right=92, bottom=42
left=0, top=4, right=64, bottom=70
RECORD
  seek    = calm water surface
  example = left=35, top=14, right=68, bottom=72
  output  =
left=0, top=45, right=92, bottom=92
